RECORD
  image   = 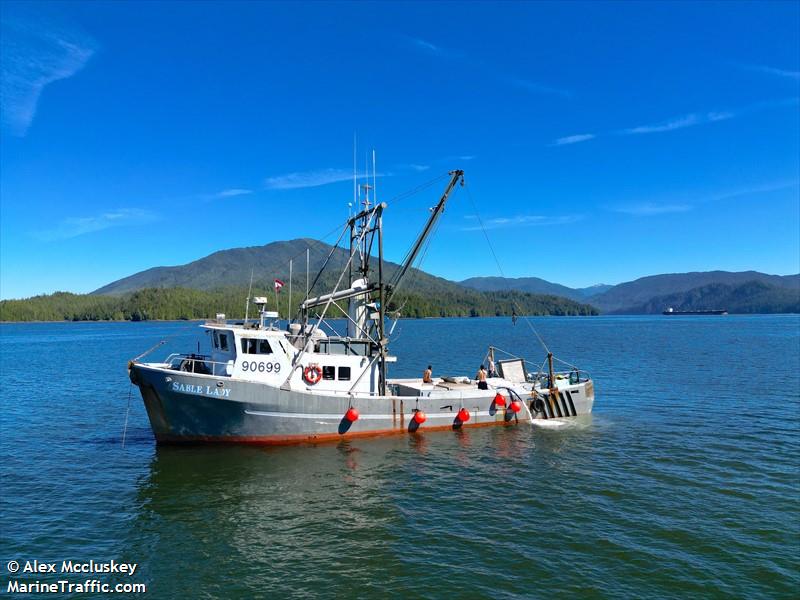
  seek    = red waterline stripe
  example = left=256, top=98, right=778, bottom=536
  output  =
left=155, top=419, right=518, bottom=446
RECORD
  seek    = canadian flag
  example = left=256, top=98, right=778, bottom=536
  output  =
left=274, top=279, right=285, bottom=292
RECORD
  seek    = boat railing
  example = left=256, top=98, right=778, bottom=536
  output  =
left=530, top=369, right=592, bottom=386
left=163, top=353, right=232, bottom=377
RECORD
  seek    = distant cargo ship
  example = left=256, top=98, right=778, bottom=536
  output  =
left=663, top=307, right=728, bottom=316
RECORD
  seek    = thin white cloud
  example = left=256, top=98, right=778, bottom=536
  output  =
left=34, top=209, right=157, bottom=241
left=214, top=188, right=252, bottom=198
left=404, top=35, right=465, bottom=60
left=1, top=16, right=96, bottom=137
left=264, top=168, right=385, bottom=190
left=711, top=180, right=800, bottom=202
left=553, top=133, right=595, bottom=146
left=461, top=214, right=583, bottom=231
left=510, top=78, right=571, bottom=99
left=394, top=163, right=430, bottom=172
left=611, top=203, right=692, bottom=216
left=609, top=180, right=799, bottom=217
left=623, top=111, right=734, bottom=135
left=410, top=37, right=441, bottom=54
left=553, top=98, right=797, bottom=146
left=741, top=64, right=800, bottom=80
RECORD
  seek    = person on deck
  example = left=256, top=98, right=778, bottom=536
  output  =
left=488, top=358, right=496, bottom=378
left=476, top=365, right=488, bottom=390
left=423, top=365, right=433, bottom=384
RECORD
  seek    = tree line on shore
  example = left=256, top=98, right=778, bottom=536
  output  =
left=0, top=287, right=598, bottom=322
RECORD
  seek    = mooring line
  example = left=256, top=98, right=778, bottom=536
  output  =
left=121, top=384, right=133, bottom=449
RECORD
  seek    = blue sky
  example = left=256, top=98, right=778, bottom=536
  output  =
left=1, top=0, right=798, bottom=299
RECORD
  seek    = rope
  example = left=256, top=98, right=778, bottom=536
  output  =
left=553, top=355, right=581, bottom=371
left=386, top=172, right=450, bottom=204
left=130, top=319, right=201, bottom=363
left=463, top=182, right=551, bottom=355
left=389, top=210, right=443, bottom=307
left=121, top=383, right=133, bottom=448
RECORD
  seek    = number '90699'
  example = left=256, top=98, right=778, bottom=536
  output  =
left=241, top=361, right=281, bottom=373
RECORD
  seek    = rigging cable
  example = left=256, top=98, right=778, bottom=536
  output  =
left=463, top=181, right=551, bottom=355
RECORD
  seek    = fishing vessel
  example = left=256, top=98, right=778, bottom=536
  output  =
left=128, top=170, right=595, bottom=445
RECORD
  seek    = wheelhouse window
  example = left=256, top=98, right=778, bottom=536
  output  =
left=338, top=367, right=351, bottom=381
left=322, top=366, right=336, bottom=380
left=241, top=339, right=273, bottom=354
left=214, top=331, right=228, bottom=351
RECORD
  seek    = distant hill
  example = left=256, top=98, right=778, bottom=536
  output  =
left=459, top=276, right=585, bottom=301
left=589, top=271, right=799, bottom=313
left=618, top=280, right=800, bottom=314
left=459, top=277, right=612, bottom=301
left=459, top=270, right=799, bottom=314
left=575, top=284, right=613, bottom=298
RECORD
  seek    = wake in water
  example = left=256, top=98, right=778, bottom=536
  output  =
left=531, top=419, right=571, bottom=429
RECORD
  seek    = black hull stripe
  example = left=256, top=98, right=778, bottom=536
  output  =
left=552, top=393, right=564, bottom=418
left=560, top=394, right=571, bottom=417
left=565, top=390, right=577, bottom=416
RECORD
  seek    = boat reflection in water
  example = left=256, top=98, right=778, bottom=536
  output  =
left=127, top=420, right=595, bottom=597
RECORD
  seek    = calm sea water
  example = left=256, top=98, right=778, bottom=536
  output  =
left=1, top=316, right=798, bottom=598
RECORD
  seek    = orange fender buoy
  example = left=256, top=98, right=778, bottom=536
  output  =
left=344, top=407, right=359, bottom=422
left=413, top=410, right=427, bottom=424
left=457, top=408, right=470, bottom=422
left=493, top=393, right=506, bottom=407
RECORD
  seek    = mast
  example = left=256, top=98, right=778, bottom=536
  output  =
left=294, top=169, right=464, bottom=397
left=377, top=183, right=387, bottom=396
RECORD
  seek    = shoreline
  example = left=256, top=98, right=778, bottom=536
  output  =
left=2, top=313, right=798, bottom=325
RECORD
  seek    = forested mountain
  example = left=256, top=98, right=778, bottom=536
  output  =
left=462, top=270, right=799, bottom=313
left=93, top=238, right=473, bottom=301
left=616, top=280, right=800, bottom=315
left=0, top=288, right=598, bottom=322
left=588, top=271, right=799, bottom=313
left=4, top=238, right=797, bottom=320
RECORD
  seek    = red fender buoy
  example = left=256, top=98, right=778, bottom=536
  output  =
left=493, top=393, right=506, bottom=407
left=344, top=407, right=360, bottom=422
left=457, top=408, right=471, bottom=422
left=413, top=410, right=427, bottom=424
left=509, top=400, right=522, bottom=413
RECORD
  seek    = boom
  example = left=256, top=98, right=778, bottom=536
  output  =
left=386, top=169, right=464, bottom=305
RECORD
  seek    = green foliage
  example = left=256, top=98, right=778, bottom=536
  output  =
left=0, top=287, right=598, bottom=322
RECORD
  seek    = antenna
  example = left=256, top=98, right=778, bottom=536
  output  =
left=286, top=258, right=292, bottom=321
left=244, top=268, right=254, bottom=325
left=353, top=132, right=357, bottom=208
left=372, top=149, right=377, bottom=201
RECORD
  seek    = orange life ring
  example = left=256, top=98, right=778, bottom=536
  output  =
left=304, top=364, right=322, bottom=385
